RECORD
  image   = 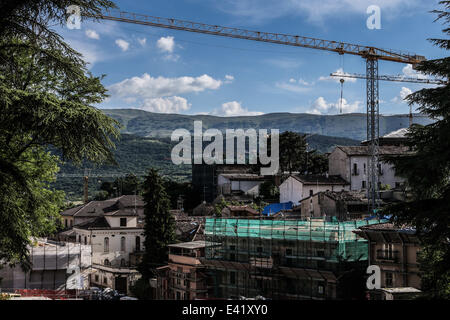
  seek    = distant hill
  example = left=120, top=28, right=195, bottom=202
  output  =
left=103, top=109, right=434, bottom=141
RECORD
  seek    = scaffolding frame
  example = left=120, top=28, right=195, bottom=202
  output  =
left=203, top=217, right=387, bottom=299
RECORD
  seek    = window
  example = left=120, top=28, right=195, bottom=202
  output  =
left=69, top=220, right=73, bottom=227
left=318, top=283, right=325, bottom=295
left=135, top=236, right=141, bottom=252
left=362, top=181, right=366, bottom=189
left=120, top=259, right=126, bottom=267
left=95, top=275, right=99, bottom=282
left=120, top=218, right=127, bottom=227
left=121, top=236, right=126, bottom=252
left=103, top=277, right=108, bottom=285
left=176, top=292, right=181, bottom=300
left=385, top=272, right=393, bottom=287
left=309, top=189, right=314, bottom=197
left=64, top=219, right=68, bottom=228
left=286, top=248, right=292, bottom=256
left=230, top=272, right=236, bottom=285
left=104, top=259, right=110, bottom=266
left=84, top=236, right=87, bottom=245
left=364, top=163, right=366, bottom=174
left=257, top=246, right=263, bottom=254
left=104, top=237, right=109, bottom=253
left=78, top=235, right=81, bottom=243
left=353, top=163, right=358, bottom=175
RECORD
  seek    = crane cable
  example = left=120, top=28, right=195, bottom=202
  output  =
left=339, top=55, right=345, bottom=114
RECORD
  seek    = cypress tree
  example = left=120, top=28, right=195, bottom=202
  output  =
left=139, top=169, right=176, bottom=279
left=384, top=1, right=450, bottom=299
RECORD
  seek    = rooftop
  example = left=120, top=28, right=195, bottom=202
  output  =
left=357, top=222, right=416, bottom=234
left=60, top=195, right=143, bottom=217
left=219, top=173, right=266, bottom=181
left=169, top=240, right=207, bottom=250
left=291, top=174, right=349, bottom=185
left=336, top=145, right=411, bottom=156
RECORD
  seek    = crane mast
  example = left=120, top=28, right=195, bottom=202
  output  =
left=91, top=9, right=429, bottom=214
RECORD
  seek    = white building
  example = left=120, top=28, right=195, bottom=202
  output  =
left=279, top=174, right=350, bottom=205
left=328, top=146, right=409, bottom=191
left=72, top=215, right=143, bottom=294
left=60, top=195, right=145, bottom=295
left=0, top=239, right=91, bottom=290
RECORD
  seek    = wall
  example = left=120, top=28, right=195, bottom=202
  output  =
left=73, top=228, right=144, bottom=267
left=0, top=242, right=91, bottom=290
left=279, top=177, right=302, bottom=204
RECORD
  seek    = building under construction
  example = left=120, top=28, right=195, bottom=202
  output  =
left=202, top=217, right=387, bottom=300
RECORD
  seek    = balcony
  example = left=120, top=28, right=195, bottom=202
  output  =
left=376, top=250, right=399, bottom=262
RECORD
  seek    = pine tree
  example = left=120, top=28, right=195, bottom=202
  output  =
left=139, top=169, right=176, bottom=280
left=384, top=1, right=450, bottom=299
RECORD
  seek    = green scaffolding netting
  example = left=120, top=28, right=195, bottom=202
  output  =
left=205, top=218, right=388, bottom=262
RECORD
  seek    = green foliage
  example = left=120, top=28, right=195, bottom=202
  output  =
left=279, top=131, right=307, bottom=174
left=129, top=277, right=153, bottom=300
left=139, top=169, right=176, bottom=281
left=383, top=1, right=450, bottom=299
left=0, top=0, right=118, bottom=269
left=259, top=180, right=280, bottom=201
left=278, top=131, right=329, bottom=174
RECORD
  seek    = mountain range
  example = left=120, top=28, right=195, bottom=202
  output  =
left=103, top=109, right=434, bottom=141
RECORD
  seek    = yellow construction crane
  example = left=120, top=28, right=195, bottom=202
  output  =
left=90, top=9, right=434, bottom=214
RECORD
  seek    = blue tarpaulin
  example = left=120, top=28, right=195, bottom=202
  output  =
left=262, top=202, right=293, bottom=216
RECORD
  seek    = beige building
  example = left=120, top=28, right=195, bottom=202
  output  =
left=328, top=146, right=409, bottom=192
left=298, top=190, right=369, bottom=220
left=354, top=223, right=421, bottom=291
left=59, top=195, right=145, bottom=295
left=156, top=241, right=209, bottom=300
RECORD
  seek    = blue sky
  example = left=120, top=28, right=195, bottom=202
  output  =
left=58, top=0, right=446, bottom=116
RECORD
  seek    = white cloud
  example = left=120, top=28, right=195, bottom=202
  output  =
left=138, top=38, right=147, bottom=46
left=276, top=78, right=313, bottom=93
left=307, top=97, right=361, bottom=114
left=115, top=39, right=130, bottom=51
left=108, top=73, right=222, bottom=99
left=214, top=0, right=421, bottom=24
left=392, top=87, right=413, bottom=103
left=141, top=96, right=191, bottom=113
left=401, top=64, right=428, bottom=79
left=85, top=29, right=100, bottom=40
left=319, top=68, right=357, bottom=83
left=157, top=36, right=175, bottom=53
left=225, top=75, right=235, bottom=83
left=211, top=101, right=264, bottom=116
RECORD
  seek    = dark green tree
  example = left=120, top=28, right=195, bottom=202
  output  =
left=0, top=0, right=119, bottom=270
left=383, top=1, right=450, bottom=299
left=306, top=151, right=329, bottom=174
left=137, top=169, right=176, bottom=297
left=259, top=179, right=280, bottom=202
left=279, top=131, right=307, bottom=174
